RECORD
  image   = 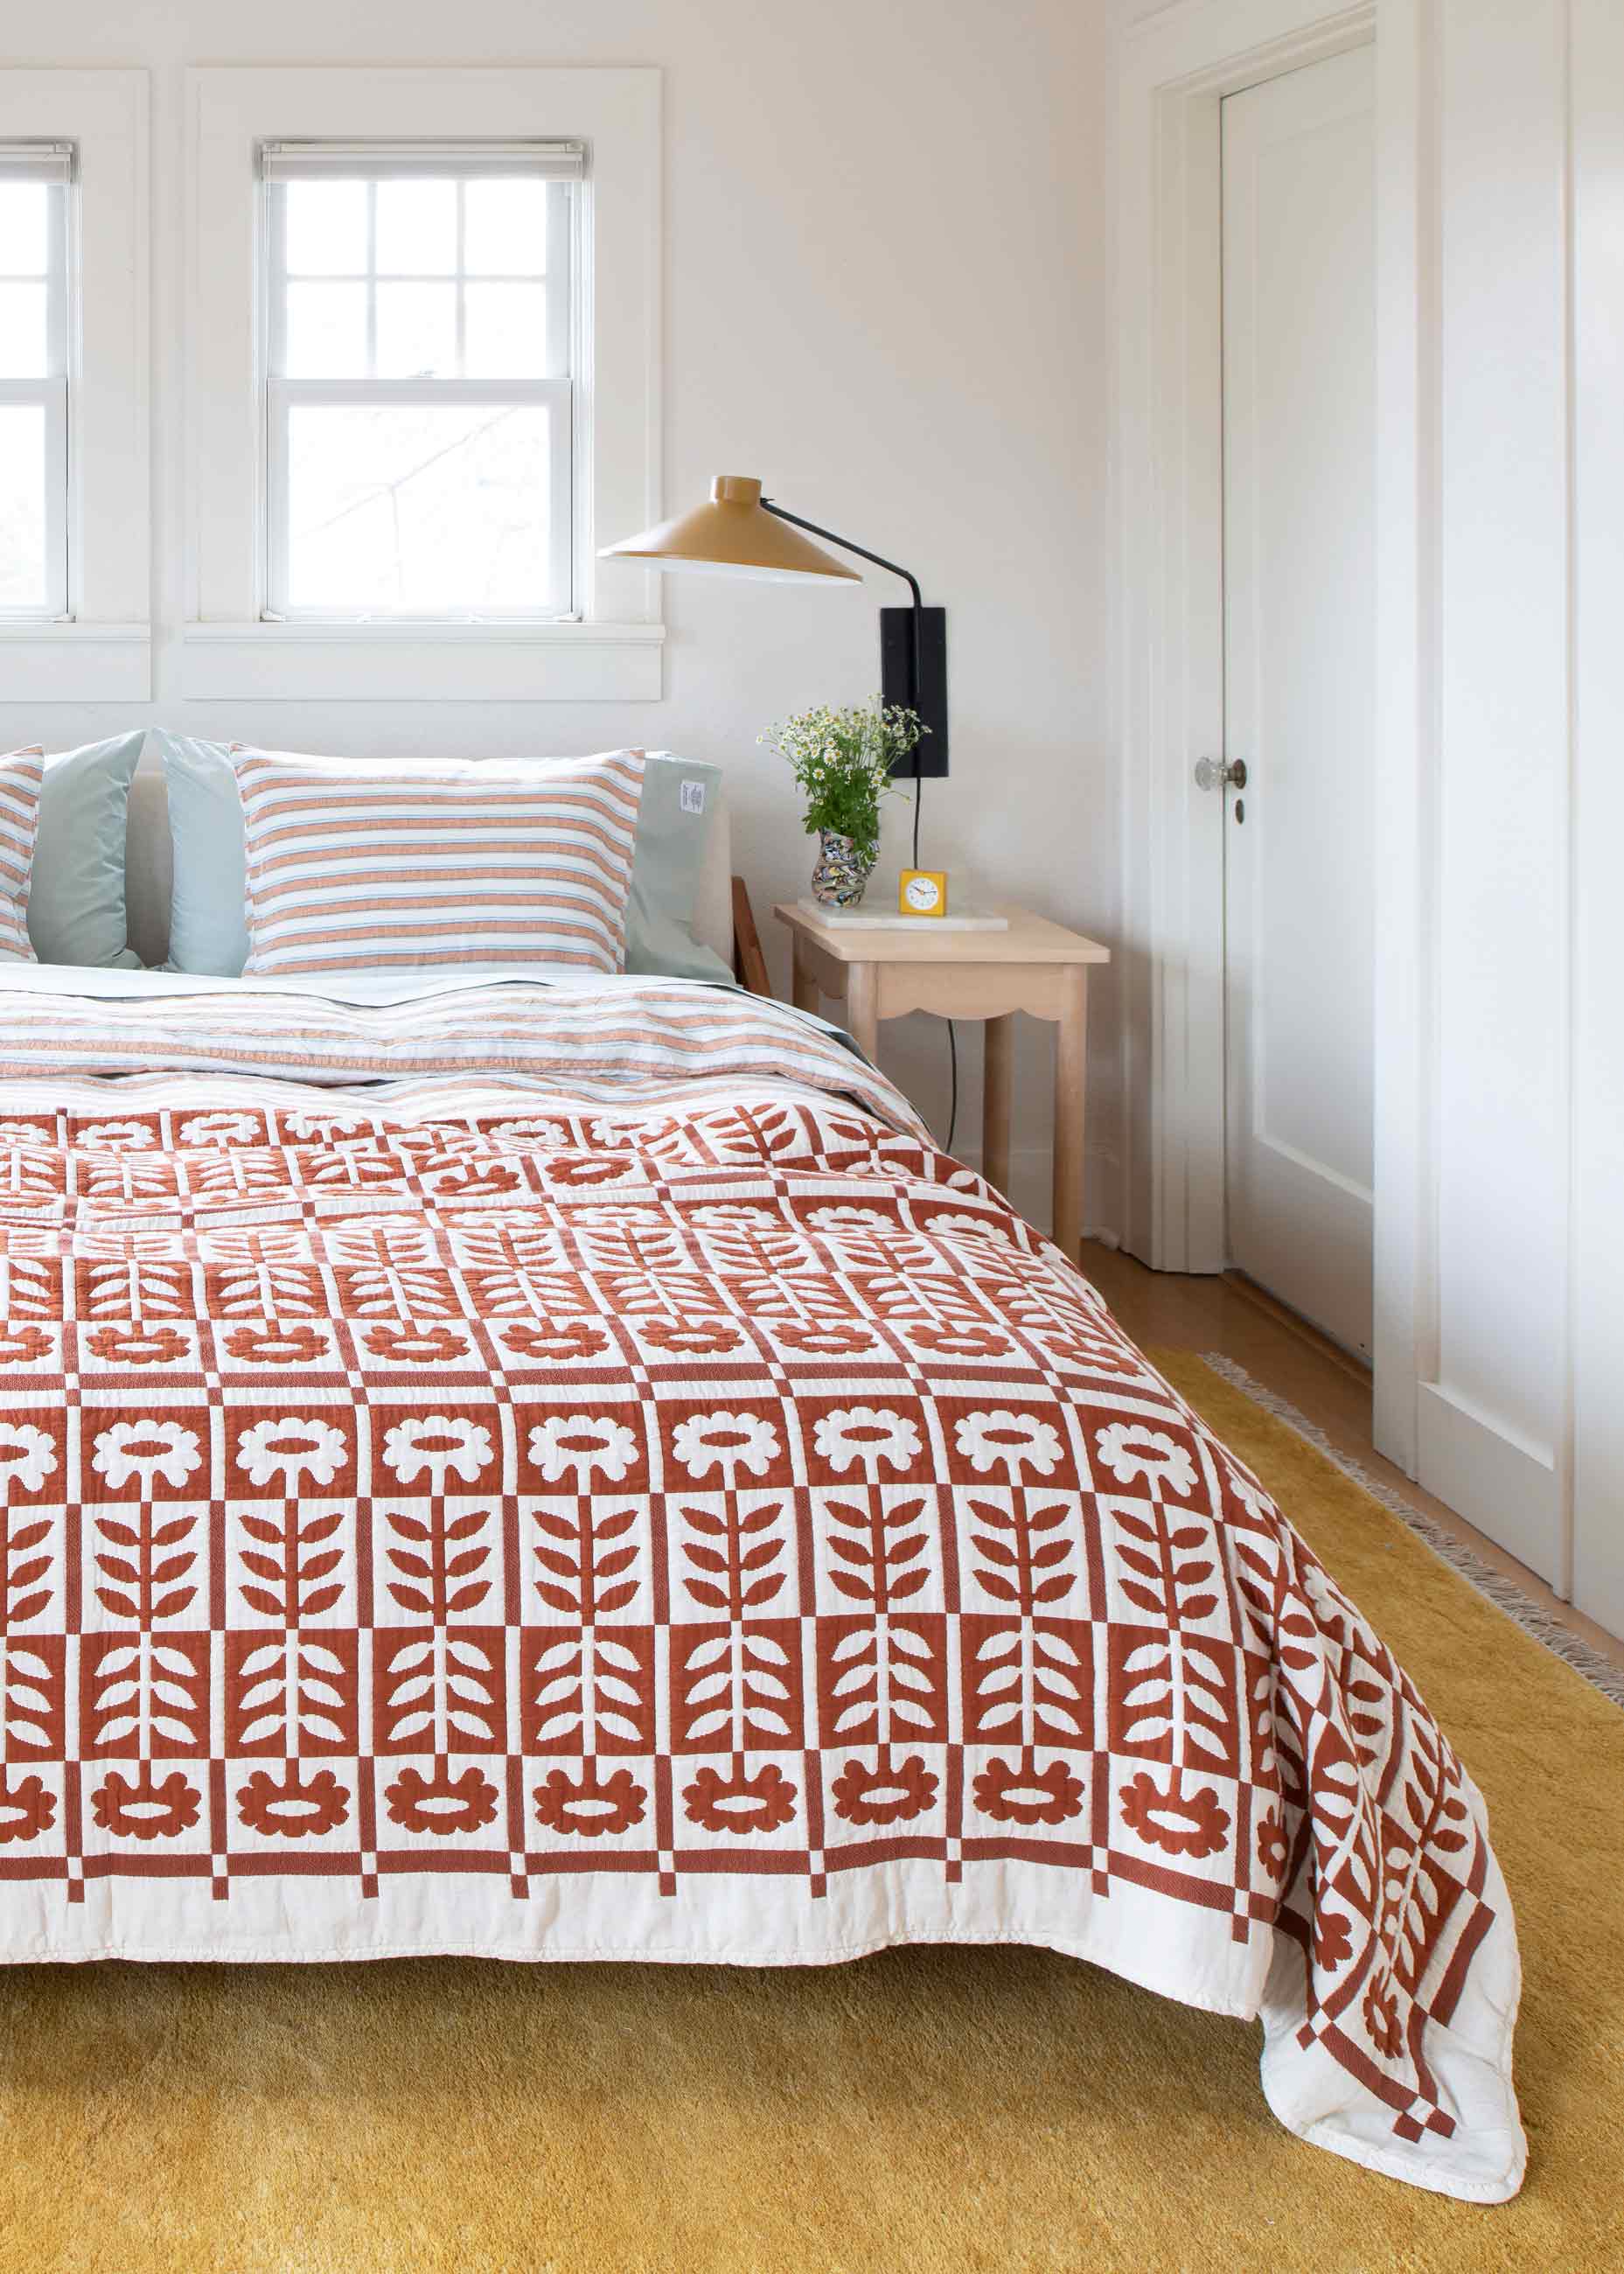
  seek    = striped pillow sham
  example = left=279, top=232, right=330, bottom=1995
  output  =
left=232, top=747, right=647, bottom=979
left=0, top=749, right=44, bottom=963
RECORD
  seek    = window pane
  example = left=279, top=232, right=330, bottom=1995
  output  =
left=0, top=403, right=46, bottom=610
left=282, top=280, right=368, bottom=378
left=464, top=179, right=549, bottom=275
left=284, top=402, right=555, bottom=613
left=375, top=281, right=457, bottom=378
left=283, top=180, right=367, bottom=276
left=464, top=283, right=547, bottom=377
left=374, top=179, right=457, bottom=275
left=0, top=282, right=47, bottom=378
left=0, top=182, right=47, bottom=276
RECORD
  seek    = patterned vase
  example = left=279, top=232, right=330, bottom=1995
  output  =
left=811, top=829, right=875, bottom=909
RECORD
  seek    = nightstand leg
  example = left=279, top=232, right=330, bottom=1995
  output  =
left=983, top=1014, right=1014, bottom=1196
left=1052, top=968, right=1088, bottom=1265
left=847, top=962, right=879, bottom=1062
left=791, top=937, right=819, bottom=1015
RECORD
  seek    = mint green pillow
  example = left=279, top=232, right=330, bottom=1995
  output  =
left=158, top=737, right=733, bottom=982
left=157, top=734, right=250, bottom=975
left=28, top=732, right=146, bottom=968
left=625, top=752, right=732, bottom=984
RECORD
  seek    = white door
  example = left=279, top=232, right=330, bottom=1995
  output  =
left=1220, top=45, right=1376, bottom=1360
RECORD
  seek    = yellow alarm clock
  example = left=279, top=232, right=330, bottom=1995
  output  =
left=899, top=868, right=948, bottom=918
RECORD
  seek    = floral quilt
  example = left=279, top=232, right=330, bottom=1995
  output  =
left=0, top=973, right=1523, bottom=2200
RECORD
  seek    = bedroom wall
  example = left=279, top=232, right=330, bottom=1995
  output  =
left=0, top=0, right=1118, bottom=1240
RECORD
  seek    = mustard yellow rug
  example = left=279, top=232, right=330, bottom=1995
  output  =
left=0, top=1354, right=1616, bottom=2274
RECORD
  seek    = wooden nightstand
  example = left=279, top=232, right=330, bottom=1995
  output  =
left=772, top=901, right=1111, bottom=1263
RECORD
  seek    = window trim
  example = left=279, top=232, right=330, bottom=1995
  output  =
left=0, top=73, right=150, bottom=698
left=261, top=164, right=576, bottom=624
left=185, top=66, right=663, bottom=701
left=0, top=147, right=69, bottom=621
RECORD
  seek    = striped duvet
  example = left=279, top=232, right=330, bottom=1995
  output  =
left=0, top=966, right=1523, bottom=2203
left=233, top=746, right=646, bottom=978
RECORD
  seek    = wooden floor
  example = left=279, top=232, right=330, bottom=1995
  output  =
left=1082, top=1240, right=1624, bottom=1672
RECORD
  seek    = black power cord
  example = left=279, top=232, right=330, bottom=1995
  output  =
left=910, top=768, right=959, bottom=1158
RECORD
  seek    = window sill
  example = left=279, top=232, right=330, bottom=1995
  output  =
left=179, top=619, right=665, bottom=701
left=0, top=623, right=151, bottom=701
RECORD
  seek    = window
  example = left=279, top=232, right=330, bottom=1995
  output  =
left=187, top=68, right=659, bottom=700
left=0, top=143, right=71, bottom=619
left=261, top=143, right=581, bottom=621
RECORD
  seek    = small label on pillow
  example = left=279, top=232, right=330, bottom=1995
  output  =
left=680, top=778, right=707, bottom=816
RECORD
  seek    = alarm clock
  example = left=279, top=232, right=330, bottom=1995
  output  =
left=899, top=868, right=948, bottom=917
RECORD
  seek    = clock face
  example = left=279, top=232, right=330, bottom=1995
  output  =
left=904, top=874, right=941, bottom=912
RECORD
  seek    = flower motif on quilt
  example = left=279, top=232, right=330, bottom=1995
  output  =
left=1118, top=1769, right=1230, bottom=1860
left=363, top=1323, right=470, bottom=1366
left=92, top=1420, right=202, bottom=1495
left=545, top=1152, right=633, bottom=1189
left=830, top=1753, right=939, bottom=1828
left=972, top=1758, right=1084, bottom=1827
left=0, top=1325, right=52, bottom=1367
left=224, top=1323, right=331, bottom=1368
left=775, top=1320, right=875, bottom=1357
left=237, top=1766, right=351, bottom=1840
left=1093, top=1422, right=1197, bottom=1501
left=77, top=1120, right=157, bottom=1151
left=0, top=1421, right=56, bottom=1498
left=812, top=1407, right=922, bottom=1477
left=1256, top=1806, right=1290, bottom=1882
left=910, top=1322, right=1011, bottom=1359
left=671, top=1411, right=781, bottom=1484
left=1362, top=1974, right=1404, bottom=2061
left=953, top=1410, right=1063, bottom=1485
left=534, top=1763, right=646, bottom=1839
left=822, top=1476, right=941, bottom=1829
left=85, top=1325, right=192, bottom=1367
left=1314, top=1904, right=1355, bottom=1974
left=176, top=1109, right=264, bottom=1147
left=235, top=1416, right=345, bottom=1492
left=384, top=1764, right=499, bottom=1838
left=93, top=1768, right=202, bottom=1842
left=638, top=1318, right=743, bottom=1357
left=500, top=1319, right=610, bottom=1364
left=0, top=1774, right=56, bottom=1844
left=528, top=1414, right=639, bottom=1488
left=382, top=1416, right=493, bottom=1490
left=487, top=1117, right=572, bottom=1149
left=682, top=1761, right=798, bottom=1837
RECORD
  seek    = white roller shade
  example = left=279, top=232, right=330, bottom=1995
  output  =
left=261, top=140, right=585, bottom=182
left=0, top=142, right=74, bottom=184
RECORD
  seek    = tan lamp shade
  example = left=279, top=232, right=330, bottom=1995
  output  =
left=599, top=475, right=862, bottom=584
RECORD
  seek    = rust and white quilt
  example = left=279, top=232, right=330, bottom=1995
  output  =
left=0, top=970, right=1523, bottom=2200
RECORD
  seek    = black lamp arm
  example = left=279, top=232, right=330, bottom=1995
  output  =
left=758, top=496, right=947, bottom=794
left=759, top=499, right=924, bottom=612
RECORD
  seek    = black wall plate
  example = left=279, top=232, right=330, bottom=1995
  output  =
left=880, top=604, right=949, bottom=777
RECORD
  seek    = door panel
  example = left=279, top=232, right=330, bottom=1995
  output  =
left=1221, top=45, right=1376, bottom=1358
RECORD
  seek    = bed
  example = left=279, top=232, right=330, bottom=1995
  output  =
left=0, top=770, right=1523, bottom=2203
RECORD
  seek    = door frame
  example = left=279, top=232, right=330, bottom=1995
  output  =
left=1114, top=0, right=1431, bottom=1472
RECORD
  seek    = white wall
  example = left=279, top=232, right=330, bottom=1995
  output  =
left=0, top=0, right=1119, bottom=1238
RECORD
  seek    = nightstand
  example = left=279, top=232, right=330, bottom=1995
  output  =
left=771, top=901, right=1111, bottom=1263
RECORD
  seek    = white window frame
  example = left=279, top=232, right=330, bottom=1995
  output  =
left=0, top=143, right=71, bottom=623
left=261, top=149, right=579, bottom=624
left=0, top=73, right=150, bottom=699
left=185, top=68, right=663, bottom=700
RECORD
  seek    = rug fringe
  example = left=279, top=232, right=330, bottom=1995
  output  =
left=1199, top=1351, right=1624, bottom=1711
